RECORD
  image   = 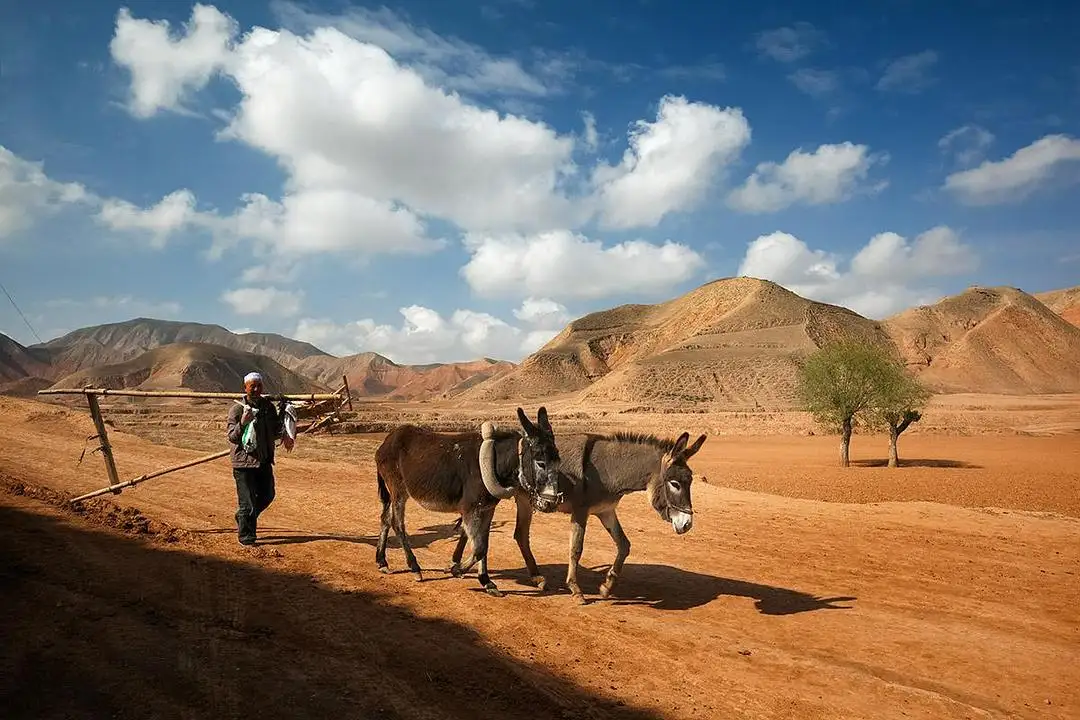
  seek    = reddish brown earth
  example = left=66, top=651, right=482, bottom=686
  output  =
left=1036, top=286, right=1080, bottom=328
left=2, top=395, right=1078, bottom=719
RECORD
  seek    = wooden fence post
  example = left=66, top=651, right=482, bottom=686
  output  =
left=84, top=391, right=121, bottom=490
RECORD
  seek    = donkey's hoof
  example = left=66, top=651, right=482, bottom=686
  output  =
left=572, top=592, right=588, bottom=606
left=412, top=570, right=424, bottom=582
left=484, top=583, right=504, bottom=598
left=448, top=563, right=463, bottom=578
left=599, top=581, right=615, bottom=598
left=378, top=564, right=391, bottom=575
left=530, top=574, right=547, bottom=591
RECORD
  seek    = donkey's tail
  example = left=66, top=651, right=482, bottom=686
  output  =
left=376, top=470, right=390, bottom=506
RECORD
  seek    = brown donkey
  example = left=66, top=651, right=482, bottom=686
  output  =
left=472, top=428, right=706, bottom=603
left=374, top=407, right=561, bottom=597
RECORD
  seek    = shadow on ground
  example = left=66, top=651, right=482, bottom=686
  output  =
left=852, top=458, right=982, bottom=469
left=493, top=563, right=856, bottom=613
left=0, top=496, right=658, bottom=720
left=189, top=519, right=484, bottom=549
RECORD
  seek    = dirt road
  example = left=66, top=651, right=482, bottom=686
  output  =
left=1, top=396, right=1077, bottom=719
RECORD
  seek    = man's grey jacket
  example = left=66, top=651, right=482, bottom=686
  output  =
left=227, top=396, right=284, bottom=469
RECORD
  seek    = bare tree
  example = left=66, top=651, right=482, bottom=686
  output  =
left=796, top=341, right=897, bottom=467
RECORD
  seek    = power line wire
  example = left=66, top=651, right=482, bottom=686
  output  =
left=0, top=278, right=43, bottom=344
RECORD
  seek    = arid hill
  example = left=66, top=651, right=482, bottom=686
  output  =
left=1035, top=286, right=1080, bottom=328
left=294, top=353, right=515, bottom=400
left=884, top=285, right=1080, bottom=394
left=20, top=318, right=515, bottom=400
left=32, top=318, right=330, bottom=379
left=47, top=342, right=327, bottom=395
left=461, top=277, right=894, bottom=406
left=0, top=332, right=51, bottom=384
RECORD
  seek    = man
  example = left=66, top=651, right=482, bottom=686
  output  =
left=226, top=372, right=292, bottom=545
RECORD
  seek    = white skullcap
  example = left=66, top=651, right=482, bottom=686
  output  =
left=244, top=372, right=263, bottom=384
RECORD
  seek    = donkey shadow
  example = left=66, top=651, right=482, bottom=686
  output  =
left=494, top=563, right=856, bottom=614
left=190, top=519, right=473, bottom=550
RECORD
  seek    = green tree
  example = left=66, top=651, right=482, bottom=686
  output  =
left=867, top=366, right=931, bottom=468
left=796, top=341, right=897, bottom=467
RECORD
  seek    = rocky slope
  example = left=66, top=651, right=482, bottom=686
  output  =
left=48, top=342, right=327, bottom=395
left=460, top=279, right=1080, bottom=405
left=460, top=277, right=894, bottom=406
left=1035, top=286, right=1080, bottom=328
left=885, top=286, right=1080, bottom=394
left=32, top=318, right=329, bottom=379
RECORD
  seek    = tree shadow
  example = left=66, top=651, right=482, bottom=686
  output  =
left=493, top=563, right=856, bottom=614
left=0, top=499, right=660, bottom=720
left=852, top=458, right=981, bottom=469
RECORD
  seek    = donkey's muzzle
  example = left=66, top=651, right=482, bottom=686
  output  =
left=533, top=481, right=564, bottom=513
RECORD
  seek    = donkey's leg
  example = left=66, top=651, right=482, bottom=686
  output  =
left=375, top=488, right=393, bottom=574
left=390, top=497, right=423, bottom=581
left=596, top=509, right=631, bottom=599
left=565, top=510, right=589, bottom=605
left=448, top=522, right=470, bottom=577
left=475, top=505, right=502, bottom=597
left=513, top=494, right=545, bottom=590
left=461, top=506, right=502, bottom=597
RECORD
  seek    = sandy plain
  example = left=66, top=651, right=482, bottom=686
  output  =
left=1, top=393, right=1078, bottom=719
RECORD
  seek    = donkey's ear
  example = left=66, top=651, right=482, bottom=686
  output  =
left=517, top=407, right=539, bottom=436
left=537, top=406, right=553, bottom=434
left=683, top=434, right=707, bottom=459
left=671, top=432, right=689, bottom=457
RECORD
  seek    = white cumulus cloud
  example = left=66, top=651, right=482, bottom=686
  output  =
left=221, top=287, right=304, bottom=317
left=590, top=95, right=751, bottom=229
left=460, top=230, right=705, bottom=300
left=273, top=2, right=553, bottom=97
left=98, top=189, right=201, bottom=249
left=293, top=296, right=570, bottom=363
left=109, top=4, right=236, bottom=118
left=737, top=225, right=978, bottom=318
left=727, top=142, right=888, bottom=213
left=0, top=146, right=92, bottom=240
left=943, top=134, right=1080, bottom=205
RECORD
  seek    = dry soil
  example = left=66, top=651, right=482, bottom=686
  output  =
left=1, top=395, right=1078, bottom=719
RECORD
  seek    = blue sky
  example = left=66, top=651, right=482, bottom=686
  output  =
left=1, top=0, right=1077, bottom=363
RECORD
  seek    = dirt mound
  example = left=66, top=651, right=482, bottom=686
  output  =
left=1036, top=286, right=1080, bottom=328
left=464, top=277, right=893, bottom=406
left=884, top=286, right=1080, bottom=394
left=296, top=353, right=515, bottom=400
left=47, top=342, right=327, bottom=395
left=33, top=318, right=330, bottom=378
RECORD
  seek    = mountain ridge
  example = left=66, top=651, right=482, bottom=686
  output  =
left=4, top=281, right=1078, bottom=402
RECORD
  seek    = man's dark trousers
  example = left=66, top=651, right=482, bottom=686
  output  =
left=234, top=464, right=275, bottom=543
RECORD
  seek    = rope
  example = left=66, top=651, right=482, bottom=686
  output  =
left=0, top=277, right=43, bottom=344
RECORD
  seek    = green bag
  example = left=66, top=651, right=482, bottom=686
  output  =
left=240, top=406, right=259, bottom=454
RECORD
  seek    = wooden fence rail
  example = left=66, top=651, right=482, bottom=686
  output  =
left=38, top=378, right=353, bottom=505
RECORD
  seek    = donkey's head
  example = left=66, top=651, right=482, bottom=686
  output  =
left=649, top=431, right=707, bottom=535
left=514, top=406, right=563, bottom=512
left=478, top=407, right=561, bottom=509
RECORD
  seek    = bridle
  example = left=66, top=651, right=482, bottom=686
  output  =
left=516, top=435, right=564, bottom=507
left=658, top=457, right=694, bottom=516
